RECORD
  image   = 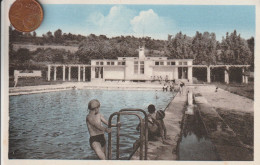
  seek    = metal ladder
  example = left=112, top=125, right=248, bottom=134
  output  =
left=107, top=108, right=148, bottom=160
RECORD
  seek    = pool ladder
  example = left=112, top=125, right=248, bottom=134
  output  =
left=107, top=109, right=148, bottom=160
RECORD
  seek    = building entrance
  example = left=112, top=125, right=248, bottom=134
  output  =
left=178, top=67, right=188, bottom=79
left=95, top=67, right=103, bottom=79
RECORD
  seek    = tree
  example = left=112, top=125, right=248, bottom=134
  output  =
left=166, top=32, right=193, bottom=59
left=220, top=30, right=252, bottom=65
left=54, top=29, right=63, bottom=43
left=13, top=48, right=32, bottom=63
left=33, top=31, right=37, bottom=37
left=191, top=31, right=217, bottom=65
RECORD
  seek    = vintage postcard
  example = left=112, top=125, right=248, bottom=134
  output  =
left=1, top=0, right=259, bottom=165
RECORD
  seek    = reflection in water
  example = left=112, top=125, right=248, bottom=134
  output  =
left=178, top=106, right=220, bottom=160
left=9, top=89, right=174, bottom=159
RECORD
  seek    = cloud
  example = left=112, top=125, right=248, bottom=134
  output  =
left=87, top=6, right=176, bottom=39
left=130, top=9, right=176, bottom=39
left=88, top=6, right=136, bottom=35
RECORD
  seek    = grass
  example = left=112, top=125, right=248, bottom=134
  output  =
left=216, top=108, right=254, bottom=147
left=212, top=82, right=254, bottom=100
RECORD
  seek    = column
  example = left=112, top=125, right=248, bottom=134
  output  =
left=68, top=66, right=71, bottom=81
left=224, top=66, right=229, bottom=84
left=54, top=66, right=57, bottom=81
left=47, top=65, right=51, bottom=81
left=83, top=66, right=86, bottom=82
left=91, top=67, right=95, bottom=80
left=173, top=67, right=178, bottom=80
left=188, top=66, right=193, bottom=83
left=245, top=75, right=248, bottom=84
left=207, top=66, right=211, bottom=83
left=63, top=65, right=66, bottom=81
left=242, top=68, right=245, bottom=83
left=78, top=65, right=81, bottom=82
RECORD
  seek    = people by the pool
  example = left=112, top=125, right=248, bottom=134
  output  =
left=86, top=99, right=118, bottom=160
left=137, top=104, right=170, bottom=145
left=179, top=81, right=185, bottom=94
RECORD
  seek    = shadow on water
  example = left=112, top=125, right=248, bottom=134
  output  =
left=177, top=105, right=220, bottom=161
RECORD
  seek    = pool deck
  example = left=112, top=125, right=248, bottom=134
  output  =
left=9, top=82, right=170, bottom=96
left=131, top=90, right=187, bottom=160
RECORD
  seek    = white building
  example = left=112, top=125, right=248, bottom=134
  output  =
left=91, top=46, right=193, bottom=83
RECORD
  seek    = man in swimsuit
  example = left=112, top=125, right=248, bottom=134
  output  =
left=86, top=99, right=114, bottom=160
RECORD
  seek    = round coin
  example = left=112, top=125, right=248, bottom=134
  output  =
left=9, top=0, right=43, bottom=32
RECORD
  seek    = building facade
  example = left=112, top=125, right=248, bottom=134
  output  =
left=91, top=46, right=193, bottom=83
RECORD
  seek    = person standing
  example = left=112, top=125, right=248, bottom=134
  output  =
left=86, top=99, right=117, bottom=159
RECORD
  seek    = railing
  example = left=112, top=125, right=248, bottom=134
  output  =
left=107, top=109, right=148, bottom=160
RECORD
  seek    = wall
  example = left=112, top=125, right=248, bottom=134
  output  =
left=104, top=67, right=125, bottom=80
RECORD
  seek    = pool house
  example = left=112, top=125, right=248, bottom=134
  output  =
left=46, top=45, right=250, bottom=84
left=90, top=46, right=193, bottom=83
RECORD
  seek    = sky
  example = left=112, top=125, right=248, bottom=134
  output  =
left=36, top=4, right=255, bottom=41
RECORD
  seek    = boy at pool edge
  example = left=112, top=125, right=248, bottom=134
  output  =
left=86, top=99, right=118, bottom=160
left=136, top=104, right=171, bottom=145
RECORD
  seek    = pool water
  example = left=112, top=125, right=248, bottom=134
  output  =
left=177, top=106, right=220, bottom=160
left=9, top=89, right=174, bottom=159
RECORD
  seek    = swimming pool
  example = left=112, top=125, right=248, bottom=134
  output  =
left=9, top=89, right=174, bottom=159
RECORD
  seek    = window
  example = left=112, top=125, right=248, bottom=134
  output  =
left=96, top=62, right=99, bottom=65
left=100, top=62, right=104, bottom=65
left=118, top=61, right=125, bottom=65
left=183, top=62, right=187, bottom=65
left=160, top=62, right=164, bottom=65
left=111, top=62, right=115, bottom=65
left=140, top=61, right=144, bottom=74
left=134, top=61, right=138, bottom=74
left=179, top=62, right=182, bottom=65
left=167, top=62, right=171, bottom=65
left=155, top=61, right=159, bottom=65
left=107, top=62, right=111, bottom=65
left=171, top=62, right=176, bottom=65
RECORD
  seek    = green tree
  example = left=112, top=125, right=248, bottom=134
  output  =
left=166, top=32, right=193, bottom=59
left=247, top=37, right=254, bottom=70
left=33, top=31, right=37, bottom=37
left=220, top=30, right=252, bottom=65
left=191, top=31, right=217, bottom=65
left=54, top=29, right=63, bottom=43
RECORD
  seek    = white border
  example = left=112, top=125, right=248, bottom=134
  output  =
left=2, top=0, right=260, bottom=165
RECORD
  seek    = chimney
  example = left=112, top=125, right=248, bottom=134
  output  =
left=139, top=41, right=145, bottom=60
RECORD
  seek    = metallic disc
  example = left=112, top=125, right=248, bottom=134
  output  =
left=9, top=0, right=43, bottom=32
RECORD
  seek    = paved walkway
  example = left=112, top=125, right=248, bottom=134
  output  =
left=193, top=85, right=253, bottom=112
left=132, top=92, right=187, bottom=160
left=9, top=82, right=166, bottom=95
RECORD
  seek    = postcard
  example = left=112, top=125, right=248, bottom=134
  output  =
left=1, top=0, right=259, bottom=165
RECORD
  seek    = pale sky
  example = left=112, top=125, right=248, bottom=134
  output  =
left=36, top=4, right=255, bottom=41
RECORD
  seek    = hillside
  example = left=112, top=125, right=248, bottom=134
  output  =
left=9, top=28, right=255, bottom=76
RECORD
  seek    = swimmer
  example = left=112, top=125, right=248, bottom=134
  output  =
left=86, top=99, right=118, bottom=159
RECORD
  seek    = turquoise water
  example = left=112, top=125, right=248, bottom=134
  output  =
left=9, top=89, right=174, bottom=159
